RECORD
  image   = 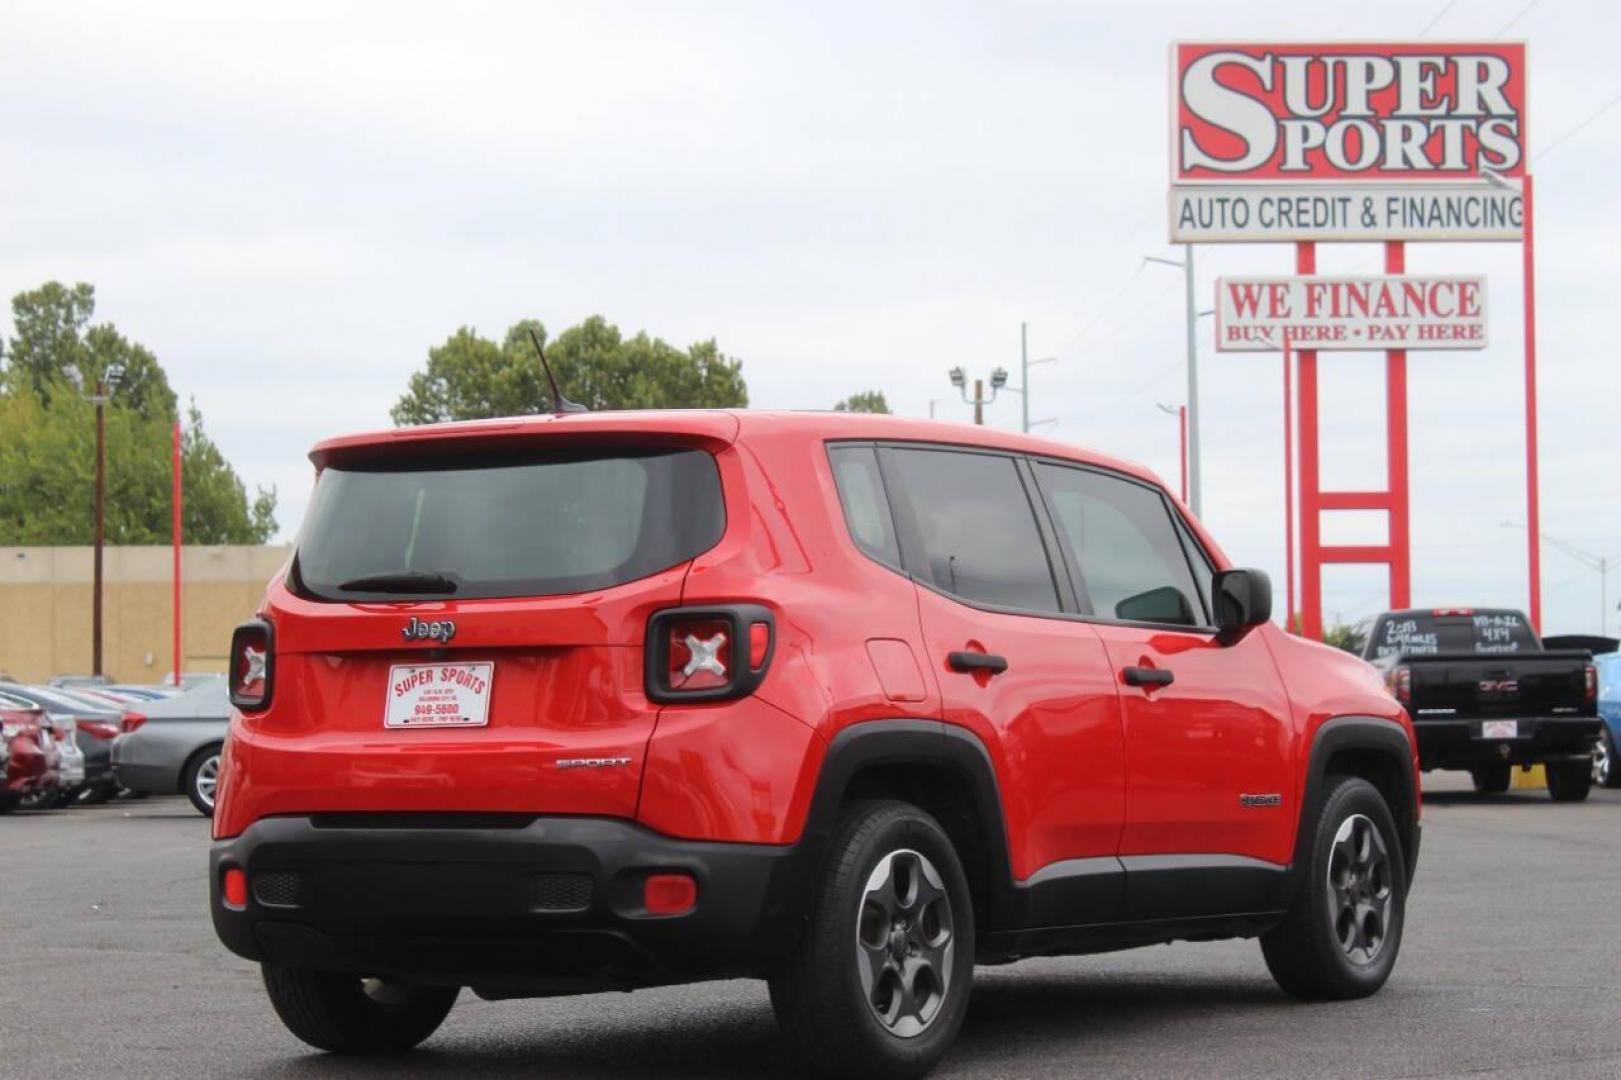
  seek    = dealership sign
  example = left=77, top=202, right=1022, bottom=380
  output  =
left=1171, top=43, right=1526, bottom=241
left=1214, top=275, right=1487, bottom=351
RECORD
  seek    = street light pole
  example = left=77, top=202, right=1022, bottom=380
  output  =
left=974, top=379, right=984, bottom=426
left=93, top=380, right=106, bottom=677
left=948, top=366, right=1009, bottom=426
left=1145, top=250, right=1202, bottom=515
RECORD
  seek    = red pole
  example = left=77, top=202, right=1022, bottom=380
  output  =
left=1296, top=241, right=1322, bottom=639
left=1385, top=241, right=1412, bottom=609
left=1284, top=338, right=1295, bottom=633
left=1178, top=405, right=1188, bottom=504
left=1522, top=175, right=1542, bottom=632
left=172, top=421, right=182, bottom=687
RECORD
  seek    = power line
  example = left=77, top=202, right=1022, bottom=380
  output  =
left=1418, top=0, right=1459, bottom=36
left=1495, top=0, right=1544, bottom=37
left=1534, top=88, right=1621, bottom=163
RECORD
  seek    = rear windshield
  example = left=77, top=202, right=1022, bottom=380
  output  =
left=1368, top=611, right=1539, bottom=659
left=294, top=448, right=724, bottom=601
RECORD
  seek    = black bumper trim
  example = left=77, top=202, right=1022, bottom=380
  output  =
left=1413, top=715, right=1601, bottom=769
left=210, top=815, right=799, bottom=990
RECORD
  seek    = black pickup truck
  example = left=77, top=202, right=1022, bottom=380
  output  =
left=1363, top=608, right=1600, bottom=801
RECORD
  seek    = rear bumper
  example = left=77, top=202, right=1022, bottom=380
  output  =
left=1413, top=715, right=1601, bottom=770
left=210, top=815, right=803, bottom=993
left=112, top=761, right=176, bottom=795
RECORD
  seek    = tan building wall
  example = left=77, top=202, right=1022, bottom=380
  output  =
left=0, top=545, right=290, bottom=684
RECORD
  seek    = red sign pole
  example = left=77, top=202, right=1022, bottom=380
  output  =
left=1295, top=242, right=1323, bottom=639
left=1385, top=241, right=1412, bottom=609
left=1283, top=337, right=1295, bottom=633
left=173, top=421, right=183, bottom=687
left=1522, top=175, right=1542, bottom=632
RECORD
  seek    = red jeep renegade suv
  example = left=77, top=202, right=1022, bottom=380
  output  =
left=212, top=410, right=1420, bottom=1078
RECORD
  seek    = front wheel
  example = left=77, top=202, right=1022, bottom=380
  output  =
left=1261, top=775, right=1408, bottom=1000
left=261, top=965, right=457, bottom=1053
left=18, top=783, right=59, bottom=812
left=769, top=800, right=974, bottom=1079
left=1546, top=760, right=1592, bottom=802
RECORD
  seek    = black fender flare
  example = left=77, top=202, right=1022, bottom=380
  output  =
left=1296, top=715, right=1421, bottom=886
left=769, top=719, right=1017, bottom=931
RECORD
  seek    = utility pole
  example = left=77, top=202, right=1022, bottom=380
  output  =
left=1010, top=322, right=1057, bottom=433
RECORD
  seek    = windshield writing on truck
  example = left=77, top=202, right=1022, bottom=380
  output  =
left=1372, top=611, right=1536, bottom=659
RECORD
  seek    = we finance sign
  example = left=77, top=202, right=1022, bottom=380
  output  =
left=1170, top=44, right=1526, bottom=242
left=1214, top=275, right=1488, bottom=351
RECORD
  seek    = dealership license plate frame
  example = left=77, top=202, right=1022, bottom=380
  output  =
left=384, top=661, right=495, bottom=729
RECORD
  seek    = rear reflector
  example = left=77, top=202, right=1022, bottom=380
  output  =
left=222, top=868, right=248, bottom=910
left=644, top=873, right=697, bottom=915
left=749, top=622, right=770, bottom=669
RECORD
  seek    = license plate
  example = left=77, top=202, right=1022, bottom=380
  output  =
left=385, top=662, right=494, bottom=729
left=1481, top=720, right=1518, bottom=739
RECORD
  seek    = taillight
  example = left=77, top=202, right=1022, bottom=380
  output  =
left=121, top=711, right=147, bottom=734
left=229, top=619, right=275, bottom=710
left=1391, top=667, right=1412, bottom=704
left=80, top=719, right=121, bottom=740
left=53, top=718, right=76, bottom=742
left=1585, top=664, right=1598, bottom=701
left=646, top=605, right=774, bottom=703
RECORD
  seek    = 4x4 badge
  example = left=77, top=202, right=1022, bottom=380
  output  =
left=402, top=616, right=456, bottom=644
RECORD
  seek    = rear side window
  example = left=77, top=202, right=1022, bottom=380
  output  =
left=1036, top=464, right=1204, bottom=627
left=295, top=448, right=724, bottom=601
left=883, top=448, right=1060, bottom=613
left=827, top=445, right=901, bottom=569
left=1369, top=611, right=1538, bottom=659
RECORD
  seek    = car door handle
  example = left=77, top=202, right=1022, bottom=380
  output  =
left=1122, top=666, right=1174, bottom=688
left=948, top=651, right=1009, bottom=675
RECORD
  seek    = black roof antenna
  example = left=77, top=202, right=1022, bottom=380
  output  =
left=527, top=328, right=588, bottom=414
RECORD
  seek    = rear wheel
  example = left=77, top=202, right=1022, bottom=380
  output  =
left=1261, top=775, right=1407, bottom=1000
left=182, top=744, right=223, bottom=817
left=769, top=800, right=974, bottom=1079
left=261, top=965, right=458, bottom=1053
left=76, top=781, right=116, bottom=806
left=18, top=783, right=59, bottom=812
left=1546, top=760, right=1592, bottom=802
left=1594, top=728, right=1618, bottom=789
left=1469, top=762, right=1511, bottom=794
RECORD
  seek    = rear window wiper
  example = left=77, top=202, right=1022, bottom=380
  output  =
left=336, top=571, right=459, bottom=594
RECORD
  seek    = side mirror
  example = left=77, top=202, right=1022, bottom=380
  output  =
left=1213, top=568, right=1272, bottom=638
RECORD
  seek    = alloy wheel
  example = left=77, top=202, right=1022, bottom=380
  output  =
left=854, top=848, right=955, bottom=1038
left=1326, top=813, right=1394, bottom=966
left=1595, top=731, right=1613, bottom=786
left=194, top=754, right=220, bottom=809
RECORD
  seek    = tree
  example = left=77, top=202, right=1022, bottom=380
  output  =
left=391, top=316, right=748, bottom=425
left=0, top=282, right=277, bottom=545
left=833, top=391, right=890, bottom=414
left=1322, top=621, right=1369, bottom=656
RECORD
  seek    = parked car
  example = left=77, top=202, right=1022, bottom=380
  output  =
left=210, top=411, right=1421, bottom=1076
left=0, top=694, right=60, bottom=812
left=48, top=674, right=112, bottom=689
left=0, top=684, right=121, bottom=804
left=1363, top=609, right=1601, bottom=800
left=1589, top=648, right=1621, bottom=788
left=112, top=679, right=230, bottom=816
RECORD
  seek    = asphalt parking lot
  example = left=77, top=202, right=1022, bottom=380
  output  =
left=3, top=773, right=1618, bottom=1080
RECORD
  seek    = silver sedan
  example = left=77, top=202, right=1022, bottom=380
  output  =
left=111, top=679, right=228, bottom=816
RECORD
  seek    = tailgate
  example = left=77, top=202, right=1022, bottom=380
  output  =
left=1407, top=651, right=1592, bottom=718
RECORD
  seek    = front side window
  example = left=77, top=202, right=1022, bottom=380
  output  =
left=883, top=448, right=1060, bottom=613
left=1036, top=464, right=1204, bottom=627
left=295, top=448, right=724, bottom=601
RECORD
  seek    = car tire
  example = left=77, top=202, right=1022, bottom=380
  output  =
left=182, top=744, right=223, bottom=817
left=768, top=800, right=975, bottom=1080
left=1546, top=760, right=1592, bottom=802
left=261, top=964, right=458, bottom=1054
left=1469, top=762, right=1511, bottom=794
left=1261, top=775, right=1407, bottom=1001
left=18, top=783, right=59, bottom=812
left=1594, top=728, right=1619, bottom=789
left=76, top=781, right=115, bottom=806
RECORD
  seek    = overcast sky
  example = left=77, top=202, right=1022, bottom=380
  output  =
left=3, top=0, right=1618, bottom=635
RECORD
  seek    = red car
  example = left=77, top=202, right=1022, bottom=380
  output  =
left=211, top=411, right=1420, bottom=1077
left=1, top=694, right=60, bottom=813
